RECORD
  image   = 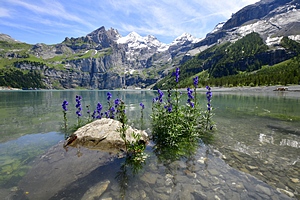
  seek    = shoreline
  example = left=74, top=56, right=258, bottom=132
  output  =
left=203, top=85, right=300, bottom=92
left=1, top=85, right=300, bottom=92
left=0, top=86, right=21, bottom=91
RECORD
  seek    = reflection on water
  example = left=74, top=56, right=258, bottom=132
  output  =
left=0, top=90, right=299, bottom=199
left=259, top=133, right=274, bottom=144
left=280, top=138, right=300, bottom=148
left=259, top=133, right=300, bottom=148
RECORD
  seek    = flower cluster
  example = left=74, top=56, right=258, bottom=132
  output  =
left=151, top=67, right=214, bottom=150
left=107, top=92, right=112, bottom=101
left=115, top=98, right=121, bottom=107
left=163, top=89, right=173, bottom=112
left=193, top=76, right=199, bottom=87
left=153, top=89, right=164, bottom=103
left=206, top=86, right=212, bottom=111
left=173, top=67, right=180, bottom=83
left=62, top=100, right=68, bottom=111
left=92, top=102, right=103, bottom=119
left=187, top=87, right=194, bottom=108
left=75, top=95, right=82, bottom=117
left=139, top=102, right=145, bottom=109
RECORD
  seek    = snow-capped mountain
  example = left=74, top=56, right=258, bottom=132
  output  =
left=3, top=0, right=300, bottom=90
left=195, top=0, right=300, bottom=49
left=114, top=31, right=200, bottom=68
left=117, top=32, right=168, bottom=51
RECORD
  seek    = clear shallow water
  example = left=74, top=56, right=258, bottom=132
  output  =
left=0, top=90, right=299, bottom=199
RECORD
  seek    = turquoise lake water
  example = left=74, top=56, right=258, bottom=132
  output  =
left=0, top=89, right=299, bottom=199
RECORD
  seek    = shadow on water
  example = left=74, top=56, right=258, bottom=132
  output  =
left=48, top=158, right=125, bottom=200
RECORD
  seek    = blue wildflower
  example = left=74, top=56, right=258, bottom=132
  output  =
left=206, top=86, right=212, bottom=102
left=206, top=86, right=212, bottom=111
left=114, top=98, right=120, bottom=107
left=92, top=110, right=97, bottom=119
left=158, top=89, right=164, bottom=102
left=193, top=76, right=199, bottom=87
left=187, top=87, right=194, bottom=99
left=107, top=92, right=112, bottom=101
left=75, top=95, right=82, bottom=117
left=173, top=67, right=180, bottom=83
left=76, top=110, right=82, bottom=117
left=96, top=102, right=103, bottom=119
left=187, top=88, right=195, bottom=108
left=164, top=104, right=172, bottom=112
left=139, top=102, right=145, bottom=109
left=62, top=100, right=68, bottom=111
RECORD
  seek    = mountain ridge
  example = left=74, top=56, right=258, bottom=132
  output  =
left=1, top=0, right=300, bottom=90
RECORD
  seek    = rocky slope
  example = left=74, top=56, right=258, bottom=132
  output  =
left=194, top=0, right=300, bottom=49
left=1, top=26, right=200, bottom=89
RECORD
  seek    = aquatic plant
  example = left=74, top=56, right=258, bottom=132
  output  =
left=151, top=67, right=214, bottom=154
left=75, top=95, right=82, bottom=126
left=61, top=100, right=68, bottom=132
left=139, top=102, right=145, bottom=130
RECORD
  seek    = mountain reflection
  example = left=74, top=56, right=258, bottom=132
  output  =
left=258, top=133, right=299, bottom=148
left=280, top=138, right=300, bottom=148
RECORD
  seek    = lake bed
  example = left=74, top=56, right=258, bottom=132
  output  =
left=0, top=89, right=299, bottom=199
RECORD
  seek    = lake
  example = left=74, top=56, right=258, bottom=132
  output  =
left=0, top=89, right=299, bottom=199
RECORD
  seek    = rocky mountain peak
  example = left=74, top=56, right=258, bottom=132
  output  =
left=117, top=32, right=166, bottom=49
left=222, top=0, right=295, bottom=30
left=173, top=33, right=201, bottom=44
left=85, top=26, right=117, bottom=47
left=194, top=0, right=300, bottom=49
left=0, top=33, right=19, bottom=43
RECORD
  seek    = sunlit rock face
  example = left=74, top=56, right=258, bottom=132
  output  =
left=194, top=0, right=300, bottom=48
left=68, top=118, right=148, bottom=153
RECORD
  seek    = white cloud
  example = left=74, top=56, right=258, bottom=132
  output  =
left=0, top=0, right=262, bottom=44
left=0, top=7, right=11, bottom=17
left=7, top=0, right=95, bottom=29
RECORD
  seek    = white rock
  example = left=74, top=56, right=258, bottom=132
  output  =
left=69, top=118, right=148, bottom=153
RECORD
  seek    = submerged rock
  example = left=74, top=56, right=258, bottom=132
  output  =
left=67, top=118, right=148, bottom=153
left=81, top=180, right=110, bottom=200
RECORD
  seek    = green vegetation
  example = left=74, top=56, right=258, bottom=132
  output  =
left=206, top=55, right=300, bottom=87
left=154, top=33, right=300, bottom=89
left=0, top=68, right=45, bottom=89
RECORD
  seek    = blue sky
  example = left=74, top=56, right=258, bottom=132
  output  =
left=0, top=0, right=259, bottom=45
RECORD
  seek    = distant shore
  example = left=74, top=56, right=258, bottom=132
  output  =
left=0, top=86, right=21, bottom=91
left=1, top=85, right=300, bottom=92
left=207, top=85, right=300, bottom=92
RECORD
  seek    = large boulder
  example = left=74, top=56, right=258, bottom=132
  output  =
left=67, top=118, right=148, bottom=153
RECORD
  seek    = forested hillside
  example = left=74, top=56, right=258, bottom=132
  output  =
left=154, top=33, right=300, bottom=89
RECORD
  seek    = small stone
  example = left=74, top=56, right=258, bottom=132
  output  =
left=248, top=165, right=258, bottom=170
left=208, top=169, right=219, bottom=176
left=10, top=186, right=18, bottom=192
left=197, top=157, right=207, bottom=164
left=141, top=172, right=158, bottom=184
left=215, top=195, right=221, bottom=200
left=81, top=180, right=110, bottom=200
left=290, top=178, right=299, bottom=183
left=184, top=170, right=197, bottom=178
left=199, top=179, right=209, bottom=188
left=277, top=188, right=295, bottom=198
left=240, top=167, right=250, bottom=174
left=255, top=184, right=272, bottom=196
